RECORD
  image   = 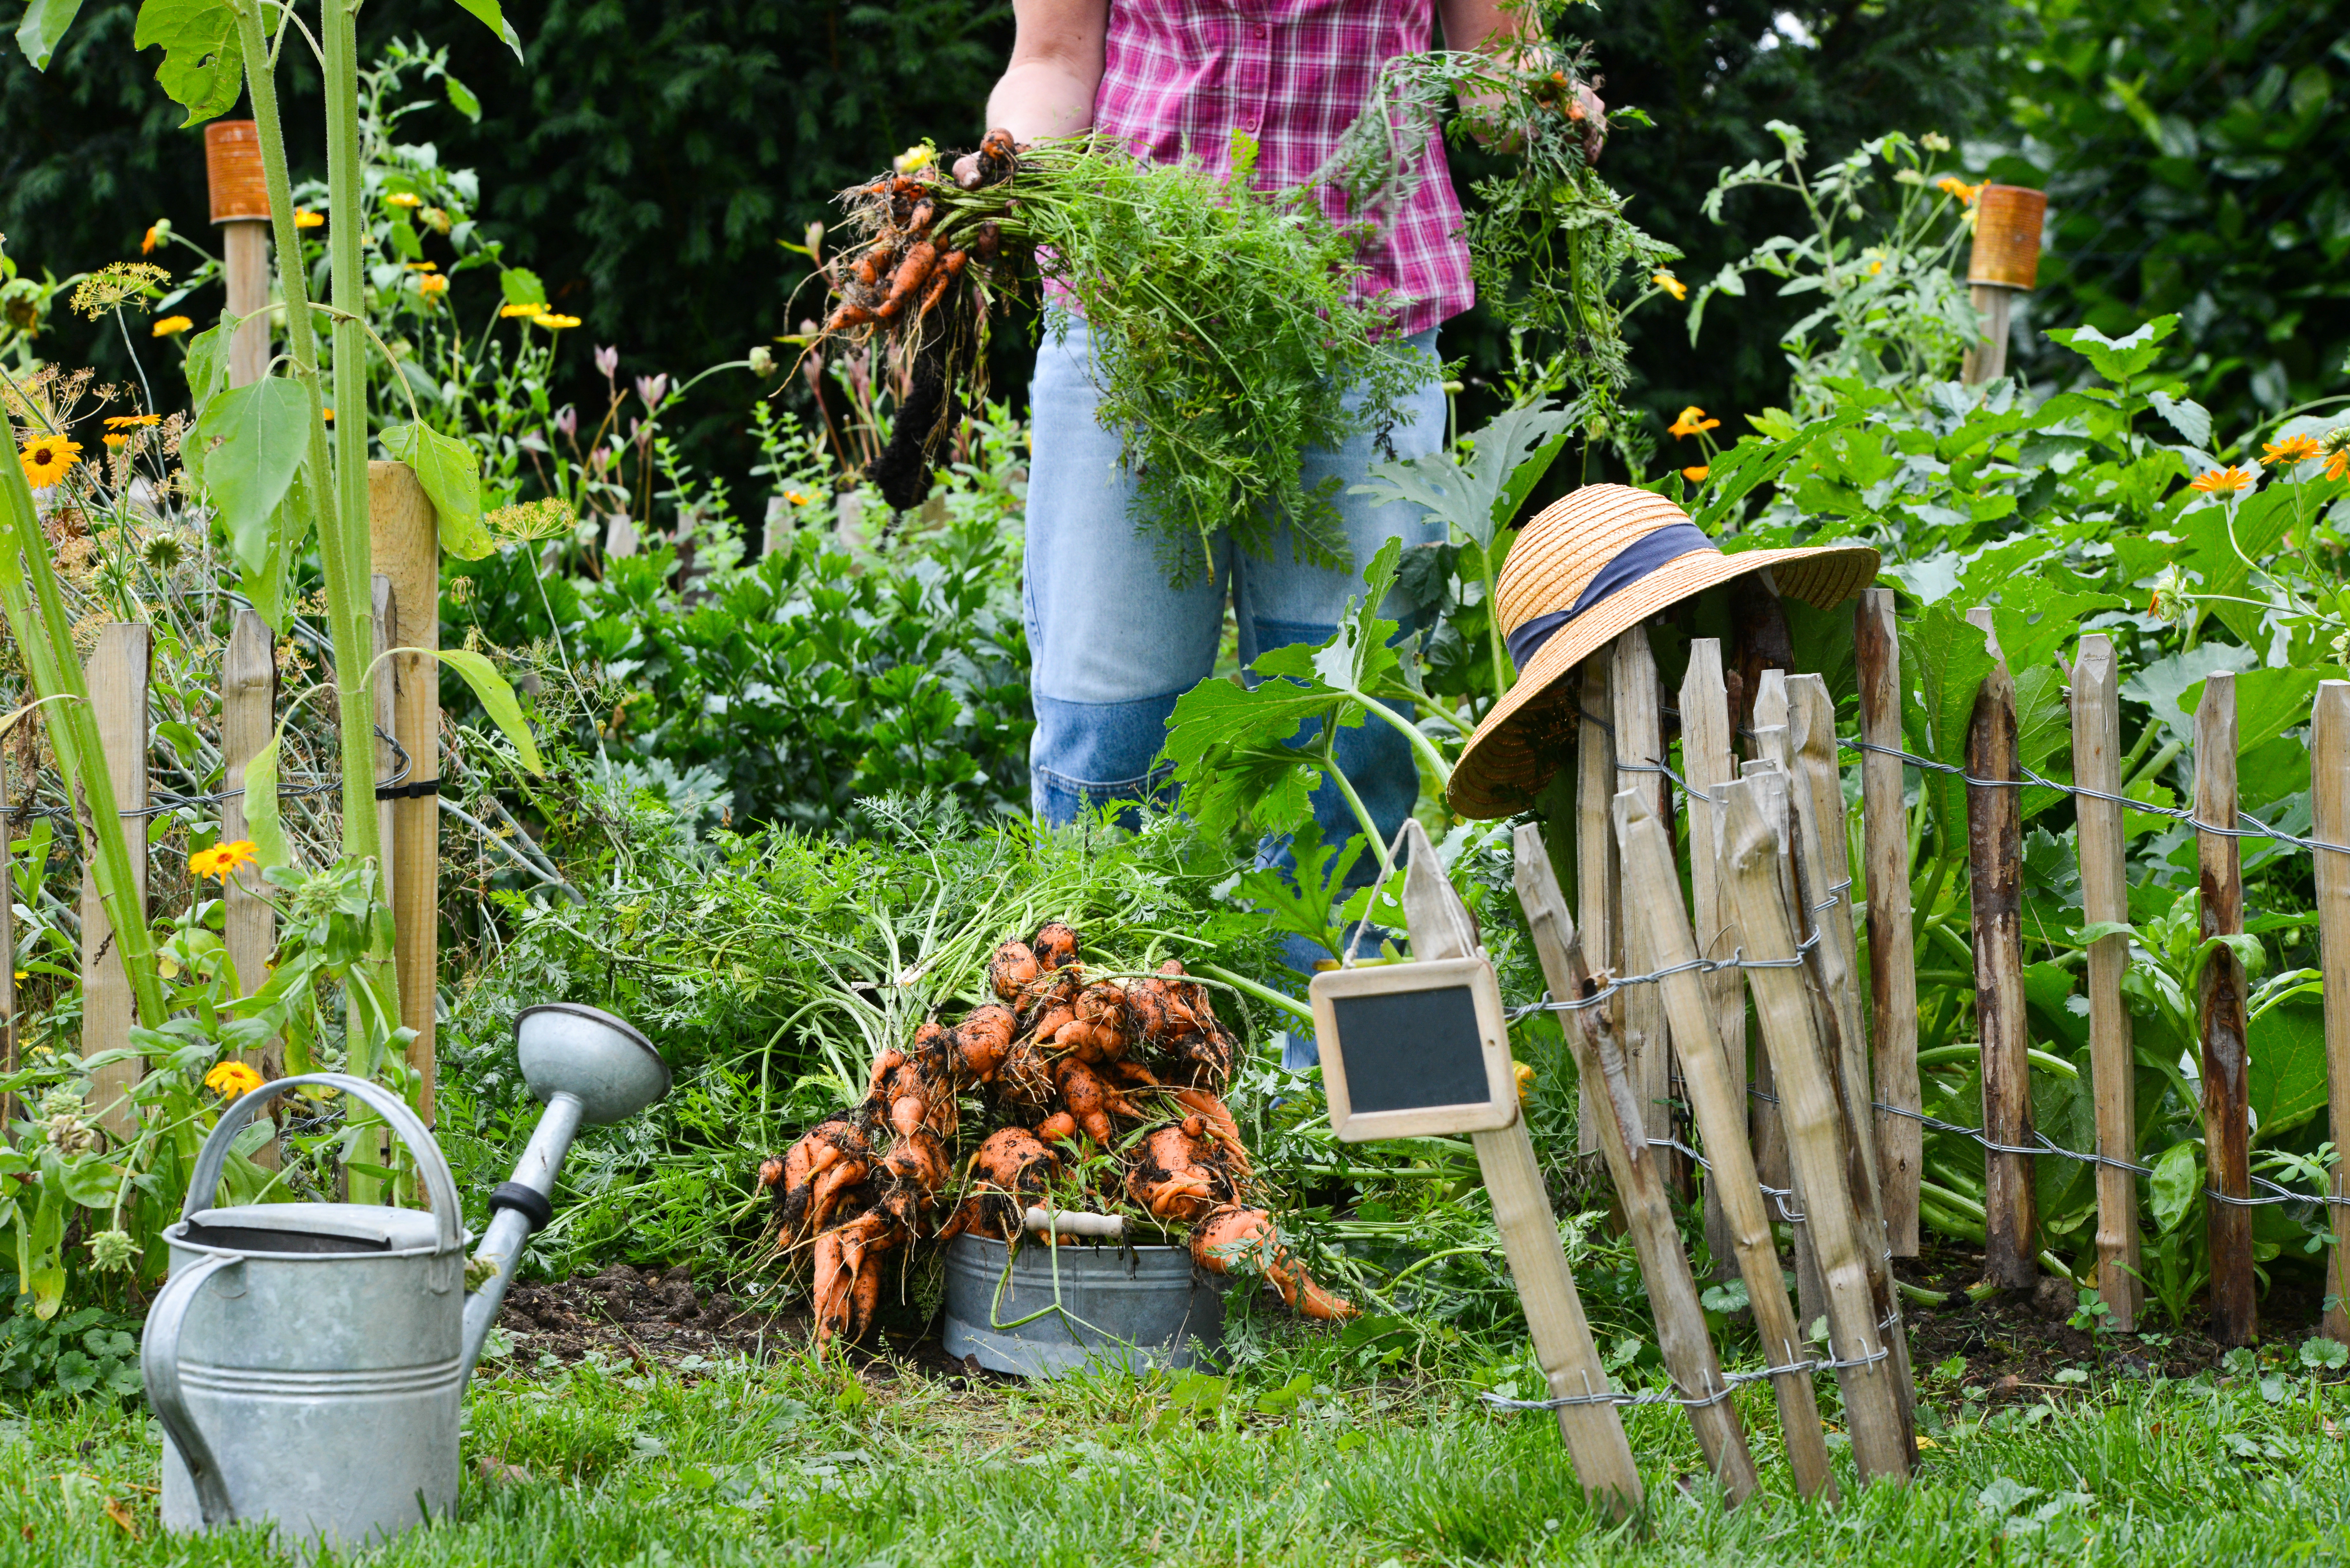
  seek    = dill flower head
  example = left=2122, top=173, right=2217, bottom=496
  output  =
left=71, top=262, right=170, bottom=320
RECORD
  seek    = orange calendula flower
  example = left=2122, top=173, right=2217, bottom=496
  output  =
left=531, top=313, right=581, bottom=330
left=499, top=302, right=541, bottom=318
left=102, top=433, right=126, bottom=449
left=785, top=490, right=811, bottom=506
left=151, top=315, right=193, bottom=338
left=1936, top=176, right=1984, bottom=204
left=1683, top=465, right=1709, bottom=483
left=2263, top=434, right=2324, bottom=466
left=104, top=413, right=162, bottom=430
left=140, top=225, right=160, bottom=255
left=188, top=839, right=258, bottom=879
left=1668, top=406, right=1721, bottom=440
left=321, top=407, right=334, bottom=421
left=418, top=274, right=448, bottom=297
left=204, top=1060, right=265, bottom=1098
left=1652, top=271, right=1687, bottom=302
left=294, top=209, right=324, bottom=229
left=2189, top=466, right=2258, bottom=496
left=18, top=437, right=81, bottom=488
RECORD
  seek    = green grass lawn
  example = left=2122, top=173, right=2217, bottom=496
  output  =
left=8, top=1333, right=2350, bottom=1566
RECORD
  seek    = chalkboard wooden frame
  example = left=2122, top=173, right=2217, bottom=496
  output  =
left=1309, top=954, right=1516, bottom=1141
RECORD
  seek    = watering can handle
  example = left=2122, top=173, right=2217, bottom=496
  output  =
left=141, top=1250, right=242, bottom=1527
left=180, top=1072, right=464, bottom=1254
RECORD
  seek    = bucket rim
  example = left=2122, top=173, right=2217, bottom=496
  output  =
left=162, top=1217, right=475, bottom=1263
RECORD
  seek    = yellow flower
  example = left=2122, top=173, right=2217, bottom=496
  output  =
left=2189, top=465, right=2257, bottom=496
left=418, top=274, right=448, bottom=297
left=405, top=260, right=440, bottom=272
left=294, top=209, right=324, bottom=229
left=892, top=144, right=934, bottom=174
left=1668, top=405, right=1720, bottom=440
left=321, top=406, right=334, bottom=421
left=18, top=437, right=81, bottom=488
left=531, top=312, right=580, bottom=329
left=1512, top=1060, right=1535, bottom=1106
left=204, top=1060, right=265, bottom=1099
left=1683, top=464, right=1710, bottom=482
left=1651, top=271, right=1687, bottom=302
left=785, top=489, right=811, bottom=505
left=499, top=302, right=541, bottom=318
left=1936, top=176, right=1984, bottom=204
left=385, top=191, right=422, bottom=209
left=2331, top=449, right=2349, bottom=483
left=151, top=315, right=193, bottom=338
left=2263, top=434, right=2324, bottom=466
left=140, top=225, right=160, bottom=255
left=188, top=840, right=258, bottom=879
left=103, top=433, right=126, bottom=449
left=104, top=413, right=161, bottom=430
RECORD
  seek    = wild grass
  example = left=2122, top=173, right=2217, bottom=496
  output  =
left=11, top=1335, right=2350, bottom=1565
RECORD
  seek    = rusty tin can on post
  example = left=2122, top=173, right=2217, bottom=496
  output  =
left=1962, top=184, right=2049, bottom=385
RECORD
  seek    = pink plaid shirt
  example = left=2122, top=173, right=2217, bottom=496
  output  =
left=1092, top=0, right=1475, bottom=338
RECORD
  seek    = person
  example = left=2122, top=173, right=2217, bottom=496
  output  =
left=967, top=0, right=1601, bottom=1049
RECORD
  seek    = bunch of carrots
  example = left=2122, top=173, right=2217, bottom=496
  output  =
left=757, top=917, right=1352, bottom=1346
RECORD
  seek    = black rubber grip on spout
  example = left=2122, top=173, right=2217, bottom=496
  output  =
left=487, top=1181, right=554, bottom=1234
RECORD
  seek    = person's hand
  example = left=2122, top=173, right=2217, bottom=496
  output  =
left=954, top=129, right=1022, bottom=190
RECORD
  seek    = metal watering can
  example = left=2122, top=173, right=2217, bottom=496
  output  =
left=142, top=1003, right=671, bottom=1544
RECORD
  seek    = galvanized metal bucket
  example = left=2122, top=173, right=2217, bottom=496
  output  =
left=941, top=1233, right=1224, bottom=1378
left=145, top=1074, right=469, bottom=1544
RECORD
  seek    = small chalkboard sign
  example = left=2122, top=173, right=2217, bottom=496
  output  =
left=1308, top=955, right=1516, bottom=1141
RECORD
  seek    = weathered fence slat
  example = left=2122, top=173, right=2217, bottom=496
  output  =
left=1517, top=820, right=1756, bottom=1505
left=371, top=461, right=443, bottom=1124
left=1611, top=627, right=1676, bottom=1184
left=1964, top=607, right=2035, bottom=1289
left=1576, top=656, right=1618, bottom=1159
left=1747, top=731, right=1824, bottom=1331
left=1721, top=767, right=1913, bottom=1484
left=1400, top=821, right=1642, bottom=1516
left=2073, top=635, right=2141, bottom=1331
left=1606, top=799, right=1838, bottom=1502
left=219, top=611, right=279, bottom=1167
left=2196, top=671, right=2256, bottom=1346
left=1679, top=638, right=1745, bottom=1277
left=2318, top=682, right=2350, bottom=1344
left=83, top=624, right=153, bottom=1140
left=1856, top=588, right=1921, bottom=1255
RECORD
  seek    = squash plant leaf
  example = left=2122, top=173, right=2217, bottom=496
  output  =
left=195, top=379, right=310, bottom=593
left=2044, top=314, right=2179, bottom=385
left=437, top=649, right=544, bottom=773
left=132, top=0, right=244, bottom=126
left=1354, top=398, right=1572, bottom=554
left=2249, top=1003, right=2330, bottom=1142
left=15, top=0, right=86, bottom=70
left=1898, top=598, right=1998, bottom=840
left=380, top=422, right=492, bottom=559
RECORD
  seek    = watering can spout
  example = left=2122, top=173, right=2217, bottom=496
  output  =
left=459, top=1005, right=671, bottom=1378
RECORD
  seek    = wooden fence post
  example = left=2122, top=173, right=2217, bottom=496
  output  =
left=1605, top=799, right=1838, bottom=1502
left=1610, top=627, right=1675, bottom=1185
left=219, top=611, right=279, bottom=1166
left=1721, top=767, right=1913, bottom=1484
left=1748, top=727, right=1823, bottom=1331
left=370, top=462, right=441, bottom=1124
left=83, top=624, right=152, bottom=1140
left=1401, top=822, right=1643, bottom=1516
left=2316, top=681, right=2350, bottom=1345
left=1679, top=638, right=1744, bottom=1277
left=2196, top=672, right=2256, bottom=1346
left=1516, top=821, right=1755, bottom=1505
left=372, top=577, right=399, bottom=890
left=1964, top=607, right=2034, bottom=1290
left=2073, top=635, right=2140, bottom=1330
left=1576, top=657, right=1618, bottom=1159
left=1856, top=588, right=1921, bottom=1255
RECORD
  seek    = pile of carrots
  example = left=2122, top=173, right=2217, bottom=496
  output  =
left=757, top=919, right=1352, bottom=1345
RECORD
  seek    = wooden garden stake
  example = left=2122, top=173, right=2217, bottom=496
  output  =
left=1856, top=588, right=1921, bottom=1255
left=372, top=577, right=399, bottom=887
left=1679, top=638, right=1745, bottom=1275
left=1722, top=770, right=1913, bottom=1483
left=2316, top=682, right=2350, bottom=1344
left=1610, top=626, right=1675, bottom=1180
left=2196, top=671, right=2256, bottom=1346
left=1576, top=656, right=1618, bottom=1158
left=1602, top=800, right=1839, bottom=1502
left=2072, top=635, right=2140, bottom=1331
left=220, top=611, right=280, bottom=1166
left=1515, top=823, right=1755, bottom=1505
left=83, top=623, right=152, bottom=1140
left=1399, top=822, right=1642, bottom=1515
left=370, top=461, right=441, bottom=1123
left=1746, top=732, right=1822, bottom=1330
left=1964, top=607, right=2034, bottom=1290
left=204, top=121, right=273, bottom=388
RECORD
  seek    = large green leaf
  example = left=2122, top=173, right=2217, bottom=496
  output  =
left=2175, top=483, right=2301, bottom=646
left=379, top=422, right=492, bottom=559
left=1898, top=598, right=1998, bottom=840
left=196, top=380, right=310, bottom=587
left=15, top=0, right=86, bottom=69
left=132, top=0, right=244, bottom=126
left=1353, top=398, right=1571, bottom=554
left=448, top=0, right=524, bottom=60
left=240, top=734, right=288, bottom=868
left=2249, top=1002, right=2329, bottom=1142
left=2180, top=665, right=2348, bottom=756
left=2044, top=314, right=2179, bottom=384
left=179, top=308, right=235, bottom=436
left=2120, top=641, right=2260, bottom=753
left=438, top=648, right=544, bottom=773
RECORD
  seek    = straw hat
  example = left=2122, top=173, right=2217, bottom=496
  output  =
left=1446, top=484, right=1879, bottom=819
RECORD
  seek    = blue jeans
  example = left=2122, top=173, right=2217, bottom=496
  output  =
left=1023, top=318, right=1448, bottom=1064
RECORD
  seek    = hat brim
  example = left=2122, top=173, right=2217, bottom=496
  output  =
left=1445, top=540, right=1880, bottom=819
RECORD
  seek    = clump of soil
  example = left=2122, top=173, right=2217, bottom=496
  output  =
left=494, top=1264, right=806, bottom=1368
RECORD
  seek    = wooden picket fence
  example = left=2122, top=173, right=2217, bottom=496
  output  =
left=0, top=464, right=445, bottom=1138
